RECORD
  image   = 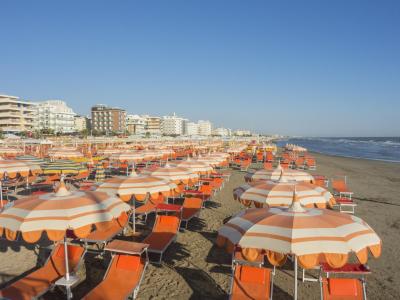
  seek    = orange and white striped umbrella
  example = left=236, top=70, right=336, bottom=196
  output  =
left=0, top=183, right=130, bottom=243
left=0, top=147, right=24, bottom=156
left=217, top=196, right=381, bottom=269
left=0, top=159, right=42, bottom=178
left=245, top=165, right=314, bottom=183
left=145, top=164, right=199, bottom=184
left=97, top=148, right=121, bottom=156
left=96, top=172, right=177, bottom=201
left=173, top=158, right=213, bottom=175
left=48, top=147, right=83, bottom=159
left=109, top=152, right=145, bottom=162
left=235, top=178, right=335, bottom=208
left=142, top=150, right=164, bottom=160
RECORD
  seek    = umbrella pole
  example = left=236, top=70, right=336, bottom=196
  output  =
left=294, top=255, right=298, bottom=300
left=0, top=180, right=3, bottom=208
left=64, top=236, right=70, bottom=281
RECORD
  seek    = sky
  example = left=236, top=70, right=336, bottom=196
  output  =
left=1, top=0, right=399, bottom=137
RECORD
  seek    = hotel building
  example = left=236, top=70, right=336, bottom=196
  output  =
left=91, top=104, right=127, bottom=133
left=0, top=95, right=37, bottom=133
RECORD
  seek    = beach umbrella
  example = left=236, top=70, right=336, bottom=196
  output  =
left=97, top=148, right=121, bottom=156
left=144, top=164, right=199, bottom=185
left=96, top=172, right=177, bottom=233
left=94, top=162, right=105, bottom=182
left=173, top=158, right=213, bottom=175
left=16, top=155, right=46, bottom=165
left=41, top=160, right=88, bottom=175
left=245, top=164, right=315, bottom=183
left=235, top=175, right=335, bottom=208
left=48, top=147, right=83, bottom=159
left=0, top=147, right=24, bottom=156
left=0, top=180, right=130, bottom=285
left=217, top=193, right=381, bottom=300
left=109, top=152, right=146, bottom=175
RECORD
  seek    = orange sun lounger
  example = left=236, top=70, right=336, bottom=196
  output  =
left=331, top=178, right=353, bottom=199
left=321, top=278, right=365, bottom=300
left=181, top=197, right=203, bottom=228
left=135, top=193, right=165, bottom=222
left=0, top=243, right=85, bottom=300
left=82, top=240, right=149, bottom=300
left=230, top=264, right=274, bottom=300
left=142, top=215, right=180, bottom=264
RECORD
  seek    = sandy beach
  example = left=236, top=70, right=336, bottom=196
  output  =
left=1, top=152, right=399, bottom=299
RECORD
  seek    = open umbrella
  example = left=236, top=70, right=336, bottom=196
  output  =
left=217, top=193, right=381, bottom=299
left=245, top=164, right=315, bottom=183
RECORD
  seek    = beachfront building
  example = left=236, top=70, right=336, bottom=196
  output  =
left=36, top=100, right=76, bottom=133
left=91, top=104, right=126, bottom=134
left=198, top=120, right=212, bottom=136
left=213, top=127, right=231, bottom=137
left=185, top=122, right=199, bottom=136
left=0, top=94, right=37, bottom=133
left=144, top=115, right=162, bottom=136
left=161, top=113, right=186, bottom=136
left=234, top=129, right=252, bottom=136
left=74, top=115, right=88, bottom=132
left=126, top=114, right=146, bottom=135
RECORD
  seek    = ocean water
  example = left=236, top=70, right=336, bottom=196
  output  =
left=276, top=137, right=400, bottom=162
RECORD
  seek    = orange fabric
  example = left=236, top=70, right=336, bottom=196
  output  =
left=266, top=251, right=287, bottom=267
left=73, top=225, right=93, bottom=238
left=82, top=254, right=145, bottom=300
left=143, top=215, right=179, bottom=252
left=0, top=244, right=84, bottom=300
left=21, top=231, right=43, bottom=243
left=324, top=253, right=349, bottom=269
left=116, top=254, right=141, bottom=270
left=298, top=254, right=321, bottom=269
left=355, top=248, right=368, bottom=264
left=182, top=198, right=202, bottom=221
left=241, top=248, right=260, bottom=262
left=322, top=278, right=363, bottom=300
left=369, top=243, right=381, bottom=258
left=46, top=230, right=65, bottom=241
left=231, top=265, right=271, bottom=300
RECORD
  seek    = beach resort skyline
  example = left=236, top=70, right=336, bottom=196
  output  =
left=1, top=1, right=400, bottom=136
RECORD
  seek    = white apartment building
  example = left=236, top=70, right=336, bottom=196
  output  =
left=143, top=115, right=162, bottom=135
left=161, top=113, right=186, bottom=136
left=36, top=100, right=76, bottom=133
left=74, top=115, right=87, bottom=132
left=198, top=120, right=212, bottom=136
left=0, top=95, right=37, bottom=133
left=234, top=129, right=252, bottom=136
left=185, top=122, right=199, bottom=136
left=213, top=127, right=231, bottom=136
left=126, top=114, right=146, bottom=135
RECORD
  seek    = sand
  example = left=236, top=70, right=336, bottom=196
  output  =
left=1, top=153, right=400, bottom=299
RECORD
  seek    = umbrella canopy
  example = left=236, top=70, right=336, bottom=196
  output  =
left=235, top=178, right=335, bottom=209
left=245, top=165, right=315, bottom=183
left=95, top=162, right=106, bottom=182
left=0, top=147, right=24, bottom=156
left=217, top=195, right=381, bottom=269
left=48, top=147, right=83, bottom=159
left=109, top=152, right=145, bottom=162
left=16, top=155, right=46, bottom=165
left=0, top=182, right=130, bottom=243
left=0, top=160, right=42, bottom=178
left=96, top=172, right=177, bottom=201
left=144, top=164, right=199, bottom=184
left=173, top=158, right=213, bottom=175
left=42, top=160, right=88, bottom=175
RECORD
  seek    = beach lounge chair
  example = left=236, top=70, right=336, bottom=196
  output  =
left=331, top=178, right=354, bottom=199
left=334, top=197, right=357, bottom=214
left=263, top=162, right=273, bottom=170
left=82, top=212, right=130, bottom=250
left=181, top=197, right=203, bottom=228
left=305, top=157, right=316, bottom=170
left=229, top=263, right=274, bottom=300
left=0, top=243, right=85, bottom=300
left=82, top=240, right=148, bottom=300
left=142, top=214, right=180, bottom=263
left=135, top=193, right=165, bottom=222
left=232, top=247, right=264, bottom=268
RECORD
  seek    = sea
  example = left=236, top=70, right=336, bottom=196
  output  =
left=276, top=137, right=400, bottom=163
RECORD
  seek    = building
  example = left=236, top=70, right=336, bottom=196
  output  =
left=126, top=114, right=146, bottom=135
left=198, top=120, right=212, bottom=136
left=0, top=94, right=37, bottom=133
left=74, top=115, right=88, bottom=132
left=143, top=115, right=162, bottom=135
left=36, top=100, right=76, bottom=133
left=213, top=127, right=231, bottom=136
left=91, top=104, right=126, bottom=133
left=185, top=122, right=199, bottom=136
left=234, top=129, right=252, bottom=136
left=161, top=113, right=186, bottom=136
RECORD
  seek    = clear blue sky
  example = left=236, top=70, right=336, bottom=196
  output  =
left=1, top=0, right=399, bottom=136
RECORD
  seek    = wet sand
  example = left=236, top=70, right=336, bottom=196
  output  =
left=1, top=153, right=399, bottom=299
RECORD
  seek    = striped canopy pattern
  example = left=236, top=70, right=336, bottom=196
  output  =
left=16, top=155, right=46, bottom=165
left=48, top=147, right=83, bottom=159
left=0, top=147, right=24, bottom=155
left=42, top=160, right=87, bottom=174
left=146, top=165, right=199, bottom=184
left=245, top=166, right=314, bottom=183
left=235, top=180, right=335, bottom=208
left=0, top=160, right=42, bottom=178
left=217, top=205, right=381, bottom=269
left=109, top=152, right=145, bottom=162
left=173, top=159, right=213, bottom=175
left=0, top=186, right=130, bottom=243
left=96, top=173, right=177, bottom=201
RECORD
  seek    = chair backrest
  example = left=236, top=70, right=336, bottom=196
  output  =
left=53, top=244, right=84, bottom=263
left=325, top=278, right=363, bottom=299
left=199, top=185, right=213, bottom=195
left=183, top=197, right=202, bottom=209
left=153, top=215, right=180, bottom=234
left=332, top=179, right=347, bottom=190
left=115, top=254, right=142, bottom=271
